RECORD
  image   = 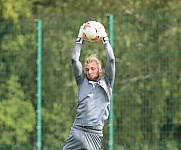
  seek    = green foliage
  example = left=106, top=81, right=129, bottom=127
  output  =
left=42, top=102, right=73, bottom=149
left=0, top=0, right=181, bottom=149
left=113, top=8, right=181, bottom=149
left=0, top=19, right=36, bottom=147
left=0, top=75, right=35, bottom=144
left=0, top=0, right=33, bottom=20
left=1, top=34, right=25, bottom=51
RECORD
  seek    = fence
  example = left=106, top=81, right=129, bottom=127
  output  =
left=0, top=8, right=181, bottom=150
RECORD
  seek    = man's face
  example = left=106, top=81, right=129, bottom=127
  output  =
left=85, top=61, right=102, bottom=81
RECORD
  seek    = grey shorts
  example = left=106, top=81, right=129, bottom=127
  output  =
left=63, top=126, right=103, bottom=150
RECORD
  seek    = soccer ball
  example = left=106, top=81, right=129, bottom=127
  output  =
left=82, top=21, right=102, bottom=42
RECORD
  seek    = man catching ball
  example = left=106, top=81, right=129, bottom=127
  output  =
left=63, top=22, right=115, bottom=150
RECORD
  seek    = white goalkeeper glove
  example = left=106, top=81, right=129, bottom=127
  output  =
left=76, top=24, right=84, bottom=44
left=100, top=25, right=109, bottom=44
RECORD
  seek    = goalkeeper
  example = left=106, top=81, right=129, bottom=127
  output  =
left=63, top=23, right=115, bottom=150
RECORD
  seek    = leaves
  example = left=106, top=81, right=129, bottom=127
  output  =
left=0, top=0, right=181, bottom=149
left=0, top=75, right=35, bottom=144
left=0, top=0, right=33, bottom=20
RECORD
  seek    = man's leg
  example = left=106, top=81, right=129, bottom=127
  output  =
left=63, top=132, right=82, bottom=150
left=83, top=132, right=103, bottom=150
left=63, top=126, right=103, bottom=150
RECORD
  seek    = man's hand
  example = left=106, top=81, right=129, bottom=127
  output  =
left=100, top=25, right=108, bottom=38
left=78, top=24, right=84, bottom=38
left=76, top=24, right=84, bottom=44
left=100, top=25, right=109, bottom=44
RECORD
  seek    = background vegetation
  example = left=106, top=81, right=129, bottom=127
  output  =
left=0, top=0, right=181, bottom=149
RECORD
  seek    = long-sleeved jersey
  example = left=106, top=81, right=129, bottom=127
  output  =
left=71, top=42, right=115, bottom=127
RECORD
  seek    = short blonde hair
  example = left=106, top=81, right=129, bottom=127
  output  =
left=85, top=54, right=102, bottom=69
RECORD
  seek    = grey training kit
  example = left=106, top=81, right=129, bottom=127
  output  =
left=63, top=40, right=115, bottom=150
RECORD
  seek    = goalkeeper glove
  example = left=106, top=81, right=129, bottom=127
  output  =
left=76, top=24, right=84, bottom=44
left=100, top=25, right=109, bottom=44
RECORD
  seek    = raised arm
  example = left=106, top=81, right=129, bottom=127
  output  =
left=101, top=30, right=115, bottom=87
left=71, top=26, right=84, bottom=85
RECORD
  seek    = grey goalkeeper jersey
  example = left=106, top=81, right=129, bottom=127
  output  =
left=71, top=42, right=115, bottom=127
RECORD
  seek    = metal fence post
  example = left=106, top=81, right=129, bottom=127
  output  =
left=36, top=19, right=42, bottom=150
left=108, top=14, right=114, bottom=150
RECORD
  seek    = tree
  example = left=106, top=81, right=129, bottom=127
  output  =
left=0, top=75, right=35, bottom=145
left=0, top=0, right=33, bottom=20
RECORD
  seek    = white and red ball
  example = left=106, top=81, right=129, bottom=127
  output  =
left=82, top=21, right=102, bottom=42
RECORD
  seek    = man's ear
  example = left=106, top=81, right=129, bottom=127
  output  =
left=99, top=68, right=102, bottom=72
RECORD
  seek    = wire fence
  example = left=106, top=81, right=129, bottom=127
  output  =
left=0, top=8, right=181, bottom=150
